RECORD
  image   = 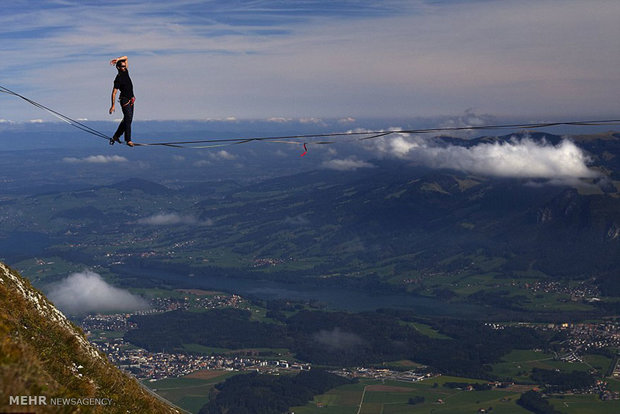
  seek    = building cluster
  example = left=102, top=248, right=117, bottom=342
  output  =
left=333, top=367, right=434, bottom=382
left=82, top=314, right=137, bottom=332
left=80, top=294, right=245, bottom=333
left=538, top=321, right=620, bottom=353
left=521, top=279, right=600, bottom=301
left=252, top=257, right=292, bottom=267
left=489, top=320, right=620, bottom=400
left=94, top=337, right=310, bottom=380
left=148, top=293, right=243, bottom=312
left=81, top=292, right=311, bottom=380
left=547, top=379, right=620, bottom=400
left=489, top=321, right=620, bottom=357
left=591, top=380, right=620, bottom=400
left=600, top=388, right=620, bottom=401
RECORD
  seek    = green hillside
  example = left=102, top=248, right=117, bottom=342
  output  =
left=0, top=261, right=179, bottom=413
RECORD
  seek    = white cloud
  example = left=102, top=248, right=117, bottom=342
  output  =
left=373, top=133, right=598, bottom=180
left=48, top=270, right=149, bottom=315
left=338, top=117, right=356, bottom=124
left=209, top=150, right=237, bottom=161
left=203, top=117, right=238, bottom=122
left=137, top=212, right=212, bottom=226
left=267, top=117, right=293, bottom=123
left=322, top=157, right=375, bottom=171
left=63, top=155, right=128, bottom=164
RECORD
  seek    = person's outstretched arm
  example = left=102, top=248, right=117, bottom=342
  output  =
left=109, top=56, right=129, bottom=67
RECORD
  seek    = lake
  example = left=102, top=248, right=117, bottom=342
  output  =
left=114, top=264, right=484, bottom=317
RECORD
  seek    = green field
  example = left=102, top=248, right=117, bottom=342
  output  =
left=583, top=354, right=614, bottom=374
left=14, top=256, right=97, bottom=284
left=404, top=321, right=451, bottom=339
left=291, top=378, right=535, bottom=414
left=292, top=376, right=620, bottom=414
left=548, top=394, right=620, bottom=414
left=605, top=378, right=620, bottom=392
left=292, top=381, right=364, bottom=414
left=144, top=371, right=236, bottom=414
left=490, top=349, right=600, bottom=382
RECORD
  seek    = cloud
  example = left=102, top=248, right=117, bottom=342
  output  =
left=209, top=150, right=237, bottom=161
left=322, top=157, right=375, bottom=171
left=203, top=117, right=238, bottom=122
left=284, top=214, right=310, bottom=227
left=193, top=159, right=211, bottom=167
left=63, top=155, right=128, bottom=164
left=267, top=117, right=293, bottom=123
left=438, top=110, right=497, bottom=137
left=313, top=327, right=365, bottom=350
left=372, top=133, right=598, bottom=180
left=338, top=117, right=356, bottom=124
left=3, top=1, right=620, bottom=122
left=48, top=270, right=149, bottom=315
left=137, top=212, right=213, bottom=226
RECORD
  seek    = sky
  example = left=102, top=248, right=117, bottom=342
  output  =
left=2, top=0, right=620, bottom=123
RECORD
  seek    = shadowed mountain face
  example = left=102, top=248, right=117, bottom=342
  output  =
left=0, top=262, right=178, bottom=413
left=190, top=160, right=619, bottom=285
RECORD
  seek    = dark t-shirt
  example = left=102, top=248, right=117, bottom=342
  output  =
left=113, top=71, right=134, bottom=99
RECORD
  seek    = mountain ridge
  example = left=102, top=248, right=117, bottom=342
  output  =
left=0, top=261, right=178, bottom=413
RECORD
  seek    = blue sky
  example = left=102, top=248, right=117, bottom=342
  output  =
left=2, top=0, right=620, bottom=123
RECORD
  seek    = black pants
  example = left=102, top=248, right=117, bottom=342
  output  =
left=114, top=97, right=134, bottom=142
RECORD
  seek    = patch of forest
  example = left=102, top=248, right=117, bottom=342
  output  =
left=198, top=370, right=353, bottom=414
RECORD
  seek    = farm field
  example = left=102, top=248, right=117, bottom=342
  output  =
left=491, top=349, right=613, bottom=382
left=293, top=376, right=620, bottom=414
left=292, top=378, right=531, bottom=414
left=548, top=394, right=620, bottom=414
left=143, top=370, right=235, bottom=414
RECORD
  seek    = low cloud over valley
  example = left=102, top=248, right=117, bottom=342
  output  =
left=48, top=270, right=149, bottom=315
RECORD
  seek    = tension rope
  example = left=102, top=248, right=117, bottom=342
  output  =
left=0, top=85, right=110, bottom=142
left=3, top=84, right=620, bottom=155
